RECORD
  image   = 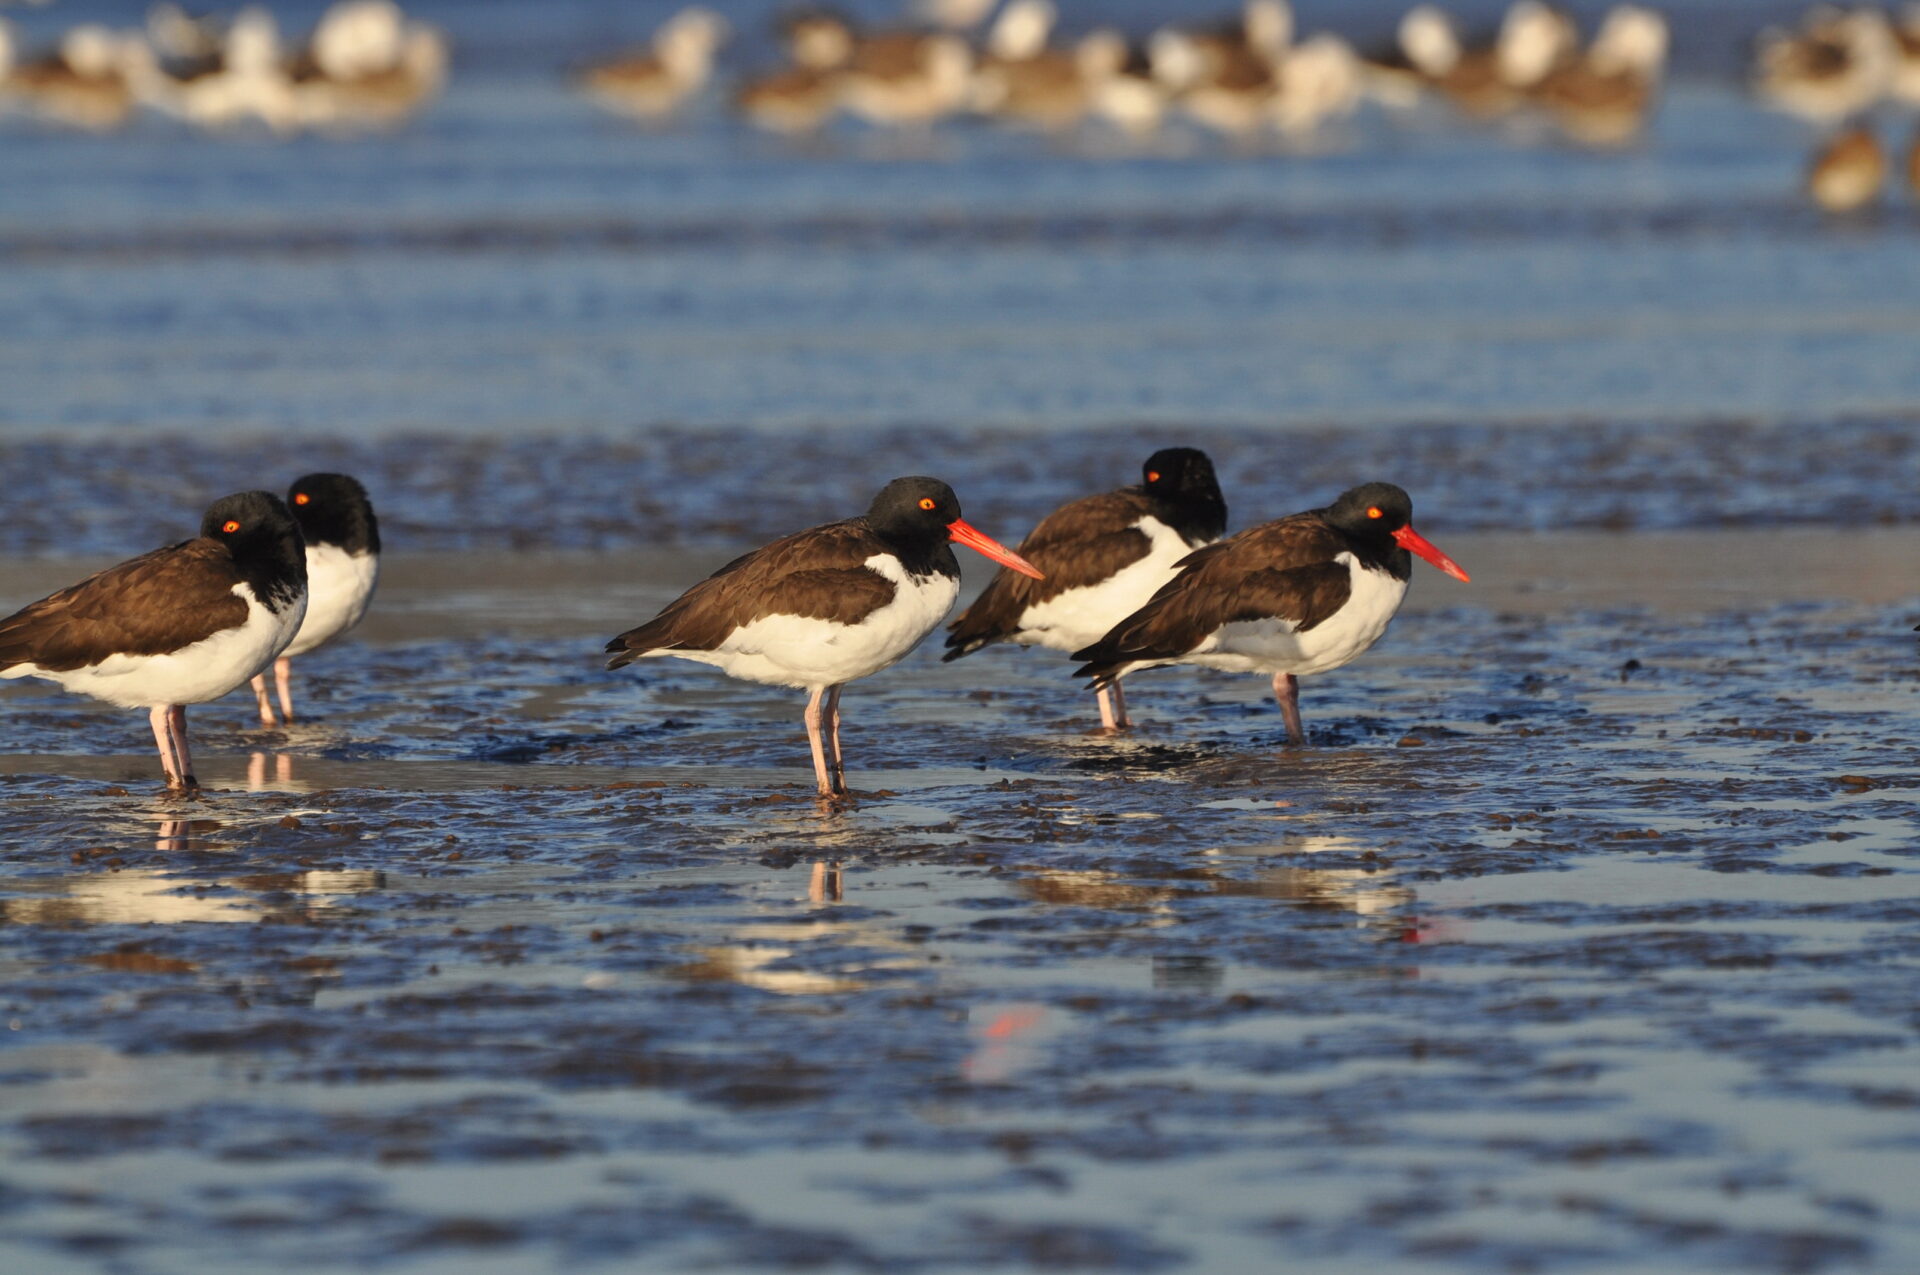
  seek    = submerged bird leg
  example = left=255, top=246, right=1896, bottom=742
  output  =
left=150, top=705, right=183, bottom=787
left=1096, top=684, right=1119, bottom=731
left=824, top=684, right=846, bottom=793
left=273, top=656, right=294, bottom=723
left=251, top=672, right=278, bottom=727
left=804, top=686, right=836, bottom=796
left=1112, top=678, right=1134, bottom=730
left=1272, top=672, right=1305, bottom=746
left=168, top=704, right=199, bottom=788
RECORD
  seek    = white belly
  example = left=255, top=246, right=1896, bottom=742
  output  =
left=1012, top=518, right=1205, bottom=654
left=285, top=543, right=379, bottom=658
left=659, top=557, right=959, bottom=690
left=1181, top=554, right=1407, bottom=677
left=3, top=583, right=307, bottom=710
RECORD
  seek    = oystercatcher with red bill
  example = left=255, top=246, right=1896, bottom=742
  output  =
left=0, top=492, right=309, bottom=790
left=251, top=473, right=381, bottom=726
left=1072, top=482, right=1469, bottom=745
left=605, top=477, right=1041, bottom=798
left=943, top=447, right=1227, bottom=730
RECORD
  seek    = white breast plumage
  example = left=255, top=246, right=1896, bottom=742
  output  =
left=285, top=543, right=379, bottom=658
left=672, top=555, right=960, bottom=690
left=1187, top=552, right=1408, bottom=677
left=1012, top=516, right=1207, bottom=654
left=4, top=582, right=308, bottom=710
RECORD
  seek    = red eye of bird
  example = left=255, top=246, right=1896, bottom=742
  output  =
left=222, top=520, right=241, bottom=534
left=1147, top=471, right=1161, bottom=483
left=294, top=492, right=310, bottom=505
left=1366, top=506, right=1383, bottom=520
left=918, top=497, right=937, bottom=511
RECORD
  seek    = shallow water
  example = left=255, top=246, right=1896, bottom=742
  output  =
left=3, top=536, right=1919, bottom=1273
left=6, top=4, right=1920, bottom=1269
left=4, top=62, right=1920, bottom=437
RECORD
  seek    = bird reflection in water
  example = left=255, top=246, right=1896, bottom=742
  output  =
left=665, top=859, right=932, bottom=995
left=1015, top=833, right=1432, bottom=942
left=4, top=812, right=384, bottom=927
left=962, top=1002, right=1050, bottom=1082
left=246, top=750, right=295, bottom=790
left=152, top=816, right=225, bottom=853
left=1153, top=953, right=1224, bottom=992
left=809, top=860, right=843, bottom=902
left=244, top=750, right=321, bottom=792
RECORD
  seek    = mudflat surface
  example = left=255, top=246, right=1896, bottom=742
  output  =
left=2, top=530, right=1918, bottom=1274
left=5, top=7, right=1920, bottom=1267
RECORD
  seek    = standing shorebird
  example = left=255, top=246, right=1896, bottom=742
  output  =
left=1533, top=4, right=1669, bottom=147
left=1396, top=0, right=1578, bottom=121
left=0, top=493, right=308, bottom=790
left=289, top=0, right=449, bottom=131
left=1808, top=124, right=1886, bottom=213
left=580, top=7, right=728, bottom=121
left=943, top=448, right=1227, bottom=731
left=1753, top=7, right=1895, bottom=125
left=605, top=478, right=1040, bottom=798
left=251, top=473, right=380, bottom=726
left=1072, top=483, right=1468, bottom=747
left=0, top=22, right=141, bottom=131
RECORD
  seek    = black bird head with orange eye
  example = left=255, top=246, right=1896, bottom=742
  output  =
left=866, top=477, right=1043, bottom=579
left=1140, top=447, right=1227, bottom=541
left=201, top=491, right=307, bottom=599
left=286, top=473, right=380, bottom=555
left=1325, top=482, right=1470, bottom=582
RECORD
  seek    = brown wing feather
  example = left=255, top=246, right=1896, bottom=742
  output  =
left=944, top=489, right=1157, bottom=659
left=606, top=520, right=896, bottom=665
left=0, top=539, right=249, bottom=673
left=1071, top=514, right=1354, bottom=682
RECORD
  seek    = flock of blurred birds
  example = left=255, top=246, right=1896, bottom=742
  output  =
left=1, top=0, right=1920, bottom=208
left=0, top=0, right=443, bottom=131
left=618, top=0, right=1671, bottom=146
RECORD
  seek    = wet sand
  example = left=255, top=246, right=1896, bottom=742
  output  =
left=2, top=529, right=1918, bottom=1273
left=4, top=526, right=1917, bottom=646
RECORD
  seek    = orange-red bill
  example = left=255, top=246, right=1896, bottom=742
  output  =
left=1393, top=525, right=1470, bottom=583
left=948, top=519, right=1044, bottom=580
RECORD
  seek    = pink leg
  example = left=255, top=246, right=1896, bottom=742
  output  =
left=1112, top=679, right=1134, bottom=729
left=1272, top=672, right=1305, bottom=746
left=251, top=673, right=278, bottom=726
left=803, top=687, right=835, bottom=796
left=274, top=656, right=294, bottom=723
left=150, top=705, right=182, bottom=787
left=809, top=861, right=843, bottom=902
left=168, top=704, right=198, bottom=788
left=824, top=684, right=846, bottom=793
left=1096, top=685, right=1119, bottom=731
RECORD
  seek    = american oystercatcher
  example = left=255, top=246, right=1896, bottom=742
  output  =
left=1071, top=482, right=1468, bottom=746
left=251, top=473, right=380, bottom=726
left=0, top=492, right=308, bottom=790
left=943, top=447, right=1227, bottom=730
left=605, top=477, right=1041, bottom=797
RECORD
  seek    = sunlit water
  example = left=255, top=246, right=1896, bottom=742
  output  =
left=4, top=7, right=1920, bottom=1271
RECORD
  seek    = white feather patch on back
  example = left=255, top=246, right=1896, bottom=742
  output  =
left=1009, top=516, right=1205, bottom=654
